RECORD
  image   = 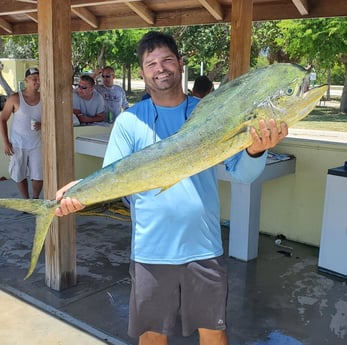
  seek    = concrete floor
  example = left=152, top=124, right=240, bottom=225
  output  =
left=0, top=290, right=108, bottom=345
left=0, top=178, right=346, bottom=345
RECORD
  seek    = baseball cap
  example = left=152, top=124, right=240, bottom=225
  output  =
left=25, top=67, right=39, bottom=78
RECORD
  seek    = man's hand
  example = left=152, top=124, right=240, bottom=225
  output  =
left=246, top=119, right=288, bottom=157
left=55, top=180, right=85, bottom=217
left=4, top=142, right=13, bottom=156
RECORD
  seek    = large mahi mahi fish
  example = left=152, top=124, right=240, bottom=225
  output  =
left=0, top=63, right=327, bottom=278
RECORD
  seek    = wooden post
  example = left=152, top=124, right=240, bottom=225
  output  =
left=37, top=0, right=77, bottom=290
left=229, top=0, right=253, bottom=80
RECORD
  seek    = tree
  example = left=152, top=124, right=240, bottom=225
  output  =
left=71, top=31, right=118, bottom=83
left=111, top=29, right=147, bottom=91
left=71, top=29, right=145, bottom=91
left=0, top=34, right=38, bottom=59
left=252, top=21, right=295, bottom=64
left=275, top=18, right=347, bottom=112
left=164, top=25, right=231, bottom=81
left=340, top=54, right=347, bottom=113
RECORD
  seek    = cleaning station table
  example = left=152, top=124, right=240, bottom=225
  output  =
left=75, top=132, right=296, bottom=262
left=217, top=154, right=296, bottom=261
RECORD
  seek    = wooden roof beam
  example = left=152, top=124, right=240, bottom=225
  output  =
left=71, top=0, right=131, bottom=8
left=16, top=0, right=37, bottom=3
left=126, top=1, right=155, bottom=25
left=72, top=7, right=99, bottom=29
left=0, top=17, right=13, bottom=34
left=0, top=0, right=36, bottom=15
left=26, top=12, right=38, bottom=23
left=291, top=0, right=309, bottom=16
left=199, top=0, right=224, bottom=21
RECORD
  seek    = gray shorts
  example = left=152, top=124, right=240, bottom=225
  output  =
left=9, top=146, right=43, bottom=182
left=128, top=256, right=228, bottom=338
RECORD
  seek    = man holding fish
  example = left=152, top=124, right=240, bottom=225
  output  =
left=56, top=32, right=288, bottom=345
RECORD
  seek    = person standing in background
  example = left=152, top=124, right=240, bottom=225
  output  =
left=73, top=75, right=106, bottom=124
left=192, top=75, right=214, bottom=99
left=310, top=68, right=317, bottom=87
left=0, top=67, right=43, bottom=199
left=94, top=66, right=129, bottom=122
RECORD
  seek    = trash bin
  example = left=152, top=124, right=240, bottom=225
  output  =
left=318, top=166, right=347, bottom=278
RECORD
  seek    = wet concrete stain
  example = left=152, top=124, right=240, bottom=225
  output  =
left=248, top=330, right=304, bottom=344
left=1, top=179, right=347, bottom=345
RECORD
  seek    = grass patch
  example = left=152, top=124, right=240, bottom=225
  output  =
left=301, top=105, right=345, bottom=122
left=126, top=90, right=146, bottom=106
left=293, top=102, right=347, bottom=131
left=293, top=121, right=347, bottom=131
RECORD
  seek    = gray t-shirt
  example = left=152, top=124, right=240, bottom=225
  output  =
left=73, top=89, right=105, bottom=117
left=95, top=84, right=128, bottom=118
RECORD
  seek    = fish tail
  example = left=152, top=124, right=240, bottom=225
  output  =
left=0, top=198, right=57, bottom=279
left=25, top=205, right=56, bottom=279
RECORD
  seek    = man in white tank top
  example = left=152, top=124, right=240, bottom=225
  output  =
left=0, top=67, right=43, bottom=199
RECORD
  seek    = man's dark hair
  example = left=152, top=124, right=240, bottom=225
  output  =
left=80, top=74, right=95, bottom=86
left=193, top=76, right=214, bottom=98
left=137, top=31, right=180, bottom=67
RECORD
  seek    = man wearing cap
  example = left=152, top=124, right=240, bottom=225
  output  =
left=0, top=67, right=43, bottom=199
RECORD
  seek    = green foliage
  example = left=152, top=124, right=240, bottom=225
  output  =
left=112, top=29, right=147, bottom=67
left=71, top=29, right=147, bottom=88
left=331, top=63, right=345, bottom=85
left=254, top=56, right=269, bottom=68
left=163, top=25, right=231, bottom=81
left=72, top=32, right=99, bottom=73
left=0, top=35, right=38, bottom=59
left=1, top=19, right=346, bottom=88
left=274, top=17, right=347, bottom=110
left=252, top=21, right=294, bottom=64
left=276, top=18, right=347, bottom=69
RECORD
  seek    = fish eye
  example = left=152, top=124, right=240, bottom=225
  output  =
left=286, top=86, right=294, bottom=95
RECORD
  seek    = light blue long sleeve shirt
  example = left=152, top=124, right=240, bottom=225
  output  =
left=103, top=96, right=266, bottom=264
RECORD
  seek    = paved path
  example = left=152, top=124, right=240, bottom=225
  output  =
left=0, top=290, right=109, bottom=345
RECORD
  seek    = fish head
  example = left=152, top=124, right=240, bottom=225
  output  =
left=180, top=63, right=327, bottom=143
left=253, top=64, right=328, bottom=127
